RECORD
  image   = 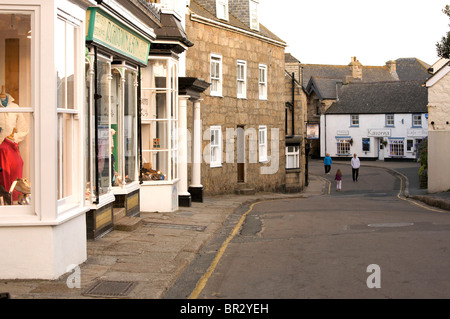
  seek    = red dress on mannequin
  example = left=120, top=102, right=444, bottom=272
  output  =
left=0, top=138, right=23, bottom=201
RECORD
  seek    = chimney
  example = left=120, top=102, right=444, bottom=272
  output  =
left=229, top=0, right=259, bottom=30
left=348, top=56, right=362, bottom=81
left=386, top=60, right=397, bottom=73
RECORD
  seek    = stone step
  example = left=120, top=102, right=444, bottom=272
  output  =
left=113, top=207, right=126, bottom=223
left=234, top=188, right=256, bottom=195
left=114, top=216, right=142, bottom=232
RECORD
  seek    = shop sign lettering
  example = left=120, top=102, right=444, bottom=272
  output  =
left=367, top=129, right=391, bottom=137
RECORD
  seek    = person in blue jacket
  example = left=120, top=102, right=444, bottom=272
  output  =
left=323, top=153, right=332, bottom=175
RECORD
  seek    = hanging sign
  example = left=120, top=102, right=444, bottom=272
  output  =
left=86, top=7, right=151, bottom=65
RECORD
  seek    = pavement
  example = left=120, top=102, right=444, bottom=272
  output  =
left=1, top=159, right=449, bottom=299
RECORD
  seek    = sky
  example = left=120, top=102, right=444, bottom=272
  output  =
left=259, top=0, right=450, bottom=67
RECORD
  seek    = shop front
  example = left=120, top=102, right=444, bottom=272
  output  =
left=0, top=0, right=89, bottom=279
left=84, top=6, right=154, bottom=239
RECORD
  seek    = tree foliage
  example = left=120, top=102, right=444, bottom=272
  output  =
left=436, top=5, right=450, bottom=58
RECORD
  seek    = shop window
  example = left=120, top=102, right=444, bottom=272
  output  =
left=141, top=57, right=179, bottom=181
left=259, top=125, right=267, bottom=162
left=286, top=145, right=300, bottom=169
left=210, top=126, right=222, bottom=168
left=210, top=54, right=222, bottom=96
left=336, top=138, right=351, bottom=155
left=406, top=139, right=414, bottom=152
left=0, top=11, right=32, bottom=208
left=110, top=66, right=138, bottom=187
left=56, top=15, right=80, bottom=205
left=389, top=139, right=404, bottom=156
left=259, top=64, right=267, bottom=100
left=237, top=60, right=246, bottom=99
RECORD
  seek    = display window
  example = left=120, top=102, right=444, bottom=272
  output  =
left=111, top=63, right=139, bottom=188
left=0, top=11, right=33, bottom=209
left=56, top=12, right=83, bottom=211
left=141, top=57, right=179, bottom=183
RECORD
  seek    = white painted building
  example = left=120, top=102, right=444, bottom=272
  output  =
left=320, top=80, right=428, bottom=161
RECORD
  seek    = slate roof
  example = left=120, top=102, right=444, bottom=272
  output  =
left=306, top=77, right=342, bottom=100
left=190, top=0, right=285, bottom=45
left=396, top=58, right=431, bottom=82
left=325, top=80, right=428, bottom=114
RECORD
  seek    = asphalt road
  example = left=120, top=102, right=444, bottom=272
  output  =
left=166, top=161, right=450, bottom=299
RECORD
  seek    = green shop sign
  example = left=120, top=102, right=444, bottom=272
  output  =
left=86, top=7, right=150, bottom=65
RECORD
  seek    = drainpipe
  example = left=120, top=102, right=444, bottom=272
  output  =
left=291, top=72, right=295, bottom=136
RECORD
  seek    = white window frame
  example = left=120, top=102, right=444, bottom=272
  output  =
left=286, top=145, right=300, bottom=169
left=389, top=139, right=404, bottom=157
left=385, top=114, right=394, bottom=126
left=210, top=54, right=222, bottom=97
left=250, top=0, right=259, bottom=31
left=412, top=114, right=422, bottom=127
left=259, top=125, right=268, bottom=162
left=406, top=138, right=414, bottom=152
left=216, top=0, right=229, bottom=21
left=258, top=64, right=267, bottom=100
left=237, top=60, right=247, bottom=99
left=210, top=126, right=222, bottom=168
left=56, top=12, right=82, bottom=213
left=336, top=138, right=351, bottom=155
left=350, top=114, right=359, bottom=126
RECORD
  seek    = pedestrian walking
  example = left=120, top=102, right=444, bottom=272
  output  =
left=335, top=168, right=342, bottom=191
left=324, top=153, right=332, bottom=175
left=351, top=153, right=360, bottom=182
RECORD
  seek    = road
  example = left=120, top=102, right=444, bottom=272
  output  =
left=166, top=161, right=450, bottom=299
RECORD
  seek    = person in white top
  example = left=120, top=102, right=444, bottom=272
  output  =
left=351, top=153, right=360, bottom=182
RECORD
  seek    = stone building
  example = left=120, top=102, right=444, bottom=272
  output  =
left=425, top=59, right=450, bottom=193
left=185, top=0, right=288, bottom=196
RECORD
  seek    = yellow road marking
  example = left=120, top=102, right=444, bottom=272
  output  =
left=188, top=199, right=270, bottom=299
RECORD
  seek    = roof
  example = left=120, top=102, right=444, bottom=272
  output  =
left=395, top=58, right=431, bottom=82
left=325, top=80, right=428, bottom=114
left=189, top=0, right=285, bottom=45
left=306, top=77, right=342, bottom=100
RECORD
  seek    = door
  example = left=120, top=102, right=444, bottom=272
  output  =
left=378, top=138, right=385, bottom=160
left=237, top=125, right=245, bottom=182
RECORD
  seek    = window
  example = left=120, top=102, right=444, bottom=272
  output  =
left=250, top=0, right=259, bottom=31
left=362, top=138, right=370, bottom=152
left=141, top=58, right=179, bottom=182
left=0, top=11, right=33, bottom=209
left=389, top=139, right=404, bottom=156
left=259, top=125, right=268, bottom=162
left=259, top=64, right=267, bottom=100
left=210, top=54, right=222, bottom=96
left=385, top=114, right=394, bottom=126
left=336, top=138, right=351, bottom=155
left=286, top=146, right=300, bottom=169
left=406, top=139, right=414, bottom=152
left=237, top=60, right=247, bottom=98
left=216, top=0, right=229, bottom=20
left=56, top=15, right=80, bottom=205
left=210, top=126, right=222, bottom=167
left=350, top=114, right=359, bottom=126
left=412, top=114, right=422, bottom=127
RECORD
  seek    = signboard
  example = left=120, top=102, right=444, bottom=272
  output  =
left=336, top=130, right=349, bottom=136
left=407, top=128, right=427, bottom=137
left=306, top=123, right=319, bottom=139
left=367, top=129, right=391, bottom=137
left=86, top=8, right=151, bottom=65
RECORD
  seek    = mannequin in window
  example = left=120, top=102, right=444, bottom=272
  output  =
left=0, top=86, right=29, bottom=203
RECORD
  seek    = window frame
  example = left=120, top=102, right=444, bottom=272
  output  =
left=389, top=138, right=405, bottom=157
left=412, top=114, right=422, bottom=127
left=258, top=63, right=267, bottom=100
left=210, top=54, right=223, bottom=97
left=237, top=60, right=247, bottom=99
left=385, top=114, right=394, bottom=127
left=285, top=145, right=300, bottom=169
left=336, top=137, right=351, bottom=155
left=258, top=125, right=268, bottom=162
left=216, top=0, right=229, bottom=21
left=350, top=114, right=359, bottom=127
left=210, top=125, right=222, bottom=168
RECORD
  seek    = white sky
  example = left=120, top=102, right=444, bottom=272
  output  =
left=259, top=0, right=450, bottom=66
